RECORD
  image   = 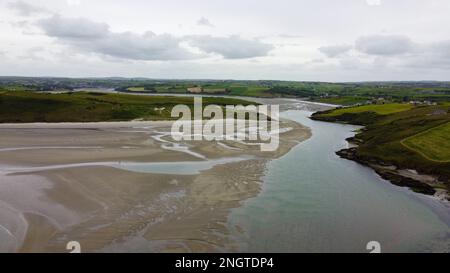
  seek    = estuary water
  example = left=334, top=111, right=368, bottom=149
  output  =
left=228, top=110, right=450, bottom=253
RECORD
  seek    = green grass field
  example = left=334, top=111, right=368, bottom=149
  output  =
left=402, top=122, right=450, bottom=162
left=322, top=103, right=414, bottom=117
left=228, top=86, right=272, bottom=97
left=0, top=91, right=255, bottom=123
left=312, top=102, right=450, bottom=185
left=313, top=96, right=370, bottom=106
left=126, top=87, right=146, bottom=91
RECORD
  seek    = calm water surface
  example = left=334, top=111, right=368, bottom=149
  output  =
left=228, top=110, right=450, bottom=253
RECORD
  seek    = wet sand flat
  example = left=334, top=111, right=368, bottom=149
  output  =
left=0, top=118, right=311, bottom=252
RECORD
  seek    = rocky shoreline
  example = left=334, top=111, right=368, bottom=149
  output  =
left=336, top=147, right=449, bottom=201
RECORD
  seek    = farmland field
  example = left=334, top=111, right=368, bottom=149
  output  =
left=312, top=102, right=450, bottom=192
left=126, top=87, right=146, bottom=91
left=0, top=91, right=254, bottom=122
left=313, top=96, right=370, bottom=106
left=402, top=122, right=450, bottom=162
left=321, top=103, right=414, bottom=117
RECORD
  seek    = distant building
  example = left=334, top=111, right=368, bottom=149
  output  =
left=187, top=87, right=202, bottom=93
left=409, top=100, right=437, bottom=106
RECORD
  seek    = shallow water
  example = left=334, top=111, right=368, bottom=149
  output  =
left=3, top=156, right=253, bottom=176
left=228, top=110, right=450, bottom=253
left=114, top=156, right=253, bottom=175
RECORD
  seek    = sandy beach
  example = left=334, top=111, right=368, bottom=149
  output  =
left=0, top=118, right=311, bottom=252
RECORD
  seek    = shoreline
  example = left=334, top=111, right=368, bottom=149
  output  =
left=336, top=145, right=450, bottom=202
left=309, top=107, right=450, bottom=202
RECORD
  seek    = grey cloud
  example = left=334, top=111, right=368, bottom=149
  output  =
left=352, top=35, right=450, bottom=68
left=38, top=16, right=197, bottom=61
left=429, top=40, right=450, bottom=59
left=37, top=16, right=273, bottom=61
left=328, top=35, right=450, bottom=70
left=39, top=15, right=109, bottom=39
left=89, top=32, right=197, bottom=61
left=402, top=40, right=450, bottom=69
left=7, top=1, right=49, bottom=16
left=187, top=35, right=274, bottom=59
left=197, top=17, right=214, bottom=27
left=319, top=44, right=352, bottom=58
left=355, top=35, right=415, bottom=56
left=10, top=20, right=29, bottom=28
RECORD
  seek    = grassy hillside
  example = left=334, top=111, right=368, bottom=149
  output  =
left=321, top=103, right=414, bottom=117
left=402, top=122, right=450, bottom=162
left=313, top=96, right=370, bottom=106
left=310, top=103, right=417, bottom=126
left=0, top=91, right=255, bottom=123
left=312, top=103, right=450, bottom=194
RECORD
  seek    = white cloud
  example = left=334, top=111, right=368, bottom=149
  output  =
left=187, top=35, right=274, bottom=59
left=2, top=0, right=450, bottom=81
left=277, top=34, right=303, bottom=39
left=38, top=16, right=197, bottom=61
left=66, top=0, right=81, bottom=6
left=6, top=1, right=49, bottom=16
left=401, top=40, right=450, bottom=69
left=355, top=35, right=415, bottom=56
left=37, top=16, right=274, bottom=61
left=366, top=0, right=382, bottom=6
left=319, top=45, right=352, bottom=58
left=319, top=35, right=450, bottom=73
left=20, top=46, right=45, bottom=60
left=429, top=40, right=450, bottom=59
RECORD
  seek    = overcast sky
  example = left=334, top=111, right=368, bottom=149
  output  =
left=1, top=0, right=450, bottom=81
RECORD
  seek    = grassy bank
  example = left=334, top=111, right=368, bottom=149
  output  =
left=321, top=103, right=414, bottom=116
left=311, top=96, right=370, bottom=106
left=0, top=91, right=255, bottom=123
left=312, top=103, right=450, bottom=195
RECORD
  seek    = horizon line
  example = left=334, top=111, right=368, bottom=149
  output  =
left=1, top=75, right=450, bottom=84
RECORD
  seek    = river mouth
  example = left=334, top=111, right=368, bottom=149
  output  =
left=0, top=98, right=448, bottom=253
left=228, top=110, right=450, bottom=253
